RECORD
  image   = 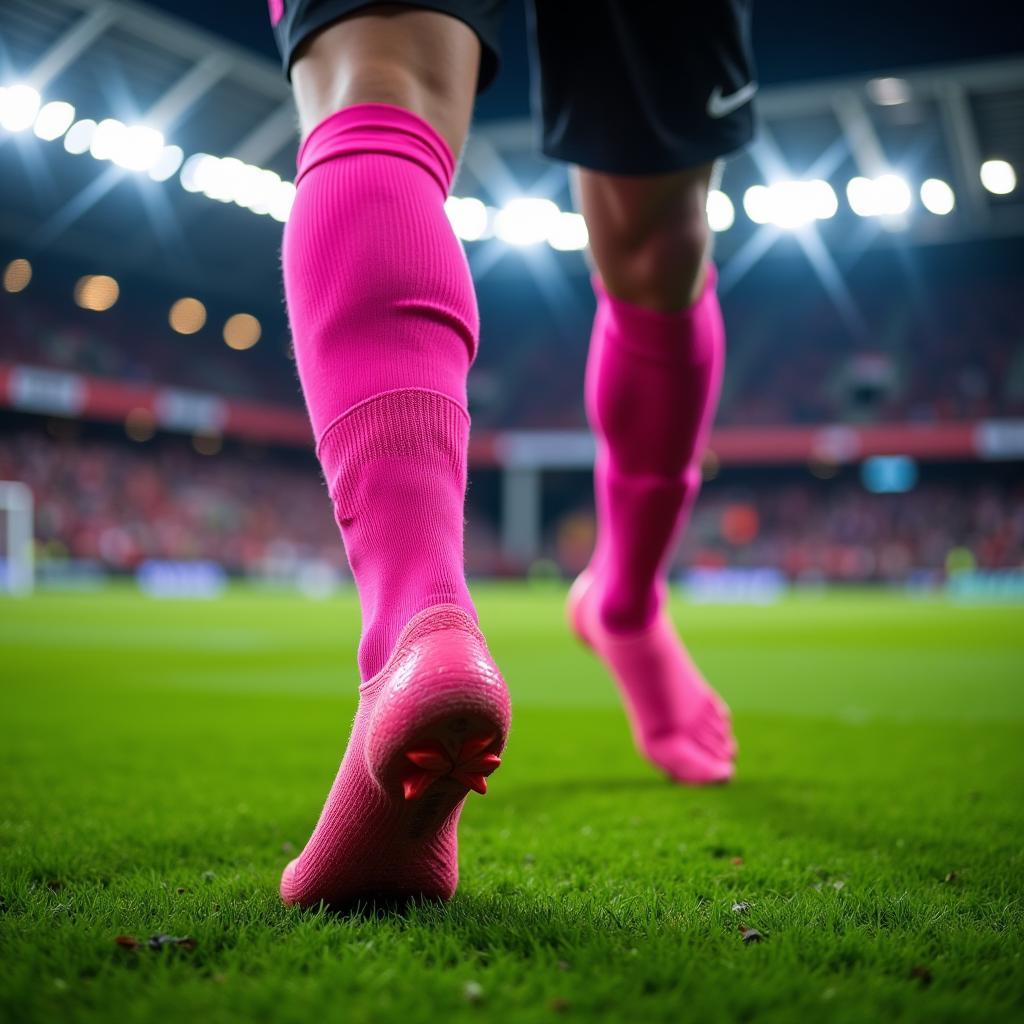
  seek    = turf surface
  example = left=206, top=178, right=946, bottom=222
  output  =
left=1, top=585, right=1022, bottom=1023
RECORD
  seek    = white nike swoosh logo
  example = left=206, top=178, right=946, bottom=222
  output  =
left=707, top=81, right=758, bottom=119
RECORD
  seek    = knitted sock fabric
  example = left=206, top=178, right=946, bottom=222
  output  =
left=586, top=266, right=725, bottom=632
left=282, top=102, right=477, bottom=680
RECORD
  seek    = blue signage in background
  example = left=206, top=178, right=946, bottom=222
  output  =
left=137, top=560, right=227, bottom=599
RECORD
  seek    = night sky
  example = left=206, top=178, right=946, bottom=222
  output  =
left=145, top=1, right=1024, bottom=120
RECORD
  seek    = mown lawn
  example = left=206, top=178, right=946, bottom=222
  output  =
left=1, top=584, right=1022, bottom=1023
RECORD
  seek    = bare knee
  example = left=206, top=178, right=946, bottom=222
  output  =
left=577, top=165, right=714, bottom=312
left=291, top=5, right=480, bottom=155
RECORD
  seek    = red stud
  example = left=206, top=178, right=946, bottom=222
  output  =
left=467, top=752, right=501, bottom=776
left=405, top=743, right=452, bottom=773
left=401, top=770, right=439, bottom=801
left=452, top=771, right=488, bottom=795
left=458, top=733, right=497, bottom=762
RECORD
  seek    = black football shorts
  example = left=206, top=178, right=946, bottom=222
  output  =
left=270, top=0, right=756, bottom=174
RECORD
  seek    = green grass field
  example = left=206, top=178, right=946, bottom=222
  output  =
left=1, top=585, right=1022, bottom=1023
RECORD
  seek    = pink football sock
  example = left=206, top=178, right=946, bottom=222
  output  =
left=284, top=102, right=477, bottom=682
left=280, top=104, right=510, bottom=906
left=568, top=267, right=736, bottom=783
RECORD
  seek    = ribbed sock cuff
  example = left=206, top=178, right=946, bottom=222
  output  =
left=296, top=102, right=456, bottom=195
left=317, top=388, right=469, bottom=520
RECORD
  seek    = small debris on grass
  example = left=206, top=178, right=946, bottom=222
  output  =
left=281, top=841, right=295, bottom=854
left=731, top=901, right=751, bottom=914
left=463, top=981, right=484, bottom=1004
left=115, top=934, right=197, bottom=952
left=549, top=997, right=571, bottom=1013
left=147, top=934, right=198, bottom=951
left=831, top=880, right=845, bottom=890
left=730, top=856, right=745, bottom=866
left=175, top=887, right=189, bottom=895
left=910, top=965, right=933, bottom=987
left=556, top=960, right=571, bottom=972
left=943, top=871, right=960, bottom=884
left=202, top=871, right=216, bottom=883
left=739, top=926, right=765, bottom=944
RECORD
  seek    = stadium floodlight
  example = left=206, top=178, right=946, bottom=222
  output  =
left=0, top=83, right=41, bottom=133
left=445, top=196, right=489, bottom=241
left=846, top=174, right=912, bottom=217
left=743, top=180, right=837, bottom=229
left=269, top=180, right=296, bottom=223
left=179, top=152, right=213, bottom=192
left=494, top=197, right=560, bottom=246
left=920, top=178, right=955, bottom=215
left=63, top=118, right=96, bottom=155
left=706, top=190, right=735, bottom=232
left=548, top=211, right=589, bottom=251
left=148, top=144, right=184, bottom=182
left=204, top=156, right=245, bottom=203
left=234, top=164, right=281, bottom=213
left=111, top=124, right=165, bottom=172
left=0, top=481, right=34, bottom=596
left=89, top=118, right=125, bottom=161
left=32, top=101, right=75, bottom=141
left=980, top=159, right=1016, bottom=195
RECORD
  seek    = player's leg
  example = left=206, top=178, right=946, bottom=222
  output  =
left=569, top=163, right=733, bottom=783
left=271, top=2, right=510, bottom=907
left=528, top=0, right=755, bottom=783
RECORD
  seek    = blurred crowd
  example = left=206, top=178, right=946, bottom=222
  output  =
left=2, top=430, right=1019, bottom=583
left=1, top=431, right=340, bottom=574
left=3, top=256, right=1022, bottom=431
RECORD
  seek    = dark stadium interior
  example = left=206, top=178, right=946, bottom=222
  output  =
left=1, top=0, right=1022, bottom=587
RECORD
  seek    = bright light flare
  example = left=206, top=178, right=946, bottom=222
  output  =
left=269, top=180, right=296, bottom=223
left=0, top=83, right=41, bottom=132
left=706, top=190, right=735, bottom=232
left=114, top=124, right=164, bottom=171
left=494, top=197, right=560, bottom=246
left=63, top=119, right=96, bottom=155
left=980, top=159, right=1016, bottom=195
left=548, top=211, right=589, bottom=251
left=89, top=118, right=164, bottom=170
left=445, top=196, right=489, bottom=241
left=920, top=178, right=955, bottom=215
left=743, top=180, right=837, bottom=228
left=846, top=174, right=912, bottom=217
left=32, top=100, right=75, bottom=141
left=148, top=144, right=184, bottom=182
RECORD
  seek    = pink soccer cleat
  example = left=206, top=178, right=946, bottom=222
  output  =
left=568, top=570, right=735, bottom=785
left=280, top=605, right=511, bottom=908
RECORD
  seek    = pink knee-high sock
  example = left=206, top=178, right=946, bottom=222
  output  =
left=283, top=103, right=477, bottom=680
left=586, top=266, right=725, bottom=633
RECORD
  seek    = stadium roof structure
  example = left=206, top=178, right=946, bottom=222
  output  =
left=1, top=0, right=1023, bottom=312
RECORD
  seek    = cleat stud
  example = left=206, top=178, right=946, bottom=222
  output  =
left=401, top=770, right=439, bottom=801
left=468, top=752, right=501, bottom=776
left=453, top=771, right=488, bottom=795
left=405, top=745, right=452, bottom=772
left=458, top=733, right=497, bottom=762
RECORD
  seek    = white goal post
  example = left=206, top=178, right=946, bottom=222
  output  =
left=0, top=481, right=34, bottom=596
